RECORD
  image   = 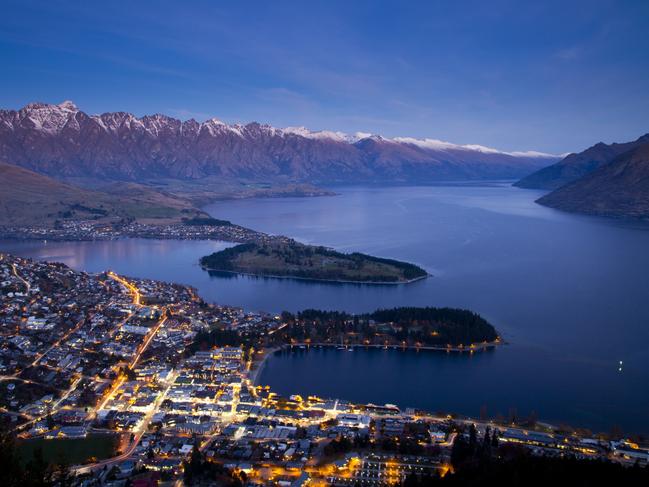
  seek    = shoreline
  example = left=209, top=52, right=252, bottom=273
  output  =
left=248, top=346, right=283, bottom=385
left=0, top=233, right=256, bottom=244
left=201, top=266, right=430, bottom=285
left=254, top=338, right=501, bottom=366
left=249, top=338, right=502, bottom=386
left=287, top=341, right=501, bottom=352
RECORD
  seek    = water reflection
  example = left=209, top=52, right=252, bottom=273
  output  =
left=2, top=184, right=649, bottom=433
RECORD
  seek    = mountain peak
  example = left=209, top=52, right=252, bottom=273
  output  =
left=537, top=138, right=649, bottom=218
left=23, top=102, right=50, bottom=110
left=58, top=100, right=78, bottom=111
left=635, top=133, right=649, bottom=144
left=0, top=100, right=557, bottom=182
left=515, top=132, right=649, bottom=190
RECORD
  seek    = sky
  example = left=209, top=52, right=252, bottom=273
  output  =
left=1, top=0, right=648, bottom=154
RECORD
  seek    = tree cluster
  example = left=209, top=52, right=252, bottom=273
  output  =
left=275, top=306, right=498, bottom=347
left=182, top=443, right=244, bottom=486
left=0, top=427, right=71, bottom=487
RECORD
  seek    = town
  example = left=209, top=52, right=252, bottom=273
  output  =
left=0, top=218, right=289, bottom=245
left=1, top=253, right=648, bottom=486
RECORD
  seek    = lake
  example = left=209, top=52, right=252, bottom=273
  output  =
left=2, top=183, right=649, bottom=433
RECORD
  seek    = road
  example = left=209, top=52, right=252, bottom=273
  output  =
left=74, top=274, right=172, bottom=473
left=75, top=370, right=178, bottom=475
left=11, top=262, right=31, bottom=293
left=12, top=272, right=148, bottom=433
left=29, top=317, right=86, bottom=368
left=108, top=271, right=141, bottom=305
left=14, top=375, right=83, bottom=433
left=129, top=314, right=167, bottom=368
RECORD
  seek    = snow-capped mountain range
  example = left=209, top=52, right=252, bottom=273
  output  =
left=0, top=101, right=559, bottom=182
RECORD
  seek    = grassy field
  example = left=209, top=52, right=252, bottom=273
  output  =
left=139, top=176, right=335, bottom=206
left=17, top=433, right=119, bottom=465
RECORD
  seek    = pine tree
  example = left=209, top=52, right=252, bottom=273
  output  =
left=491, top=430, right=499, bottom=448
left=0, top=425, right=25, bottom=487
left=468, top=424, right=477, bottom=450
left=25, top=447, right=50, bottom=487
left=483, top=428, right=491, bottom=450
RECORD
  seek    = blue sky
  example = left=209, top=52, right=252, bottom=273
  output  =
left=1, top=0, right=648, bottom=153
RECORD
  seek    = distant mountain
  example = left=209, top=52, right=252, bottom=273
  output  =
left=515, top=133, right=649, bottom=190
left=0, top=161, right=204, bottom=226
left=537, top=142, right=649, bottom=218
left=0, top=101, right=558, bottom=184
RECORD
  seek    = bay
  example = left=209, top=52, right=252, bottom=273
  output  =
left=3, top=183, right=648, bottom=433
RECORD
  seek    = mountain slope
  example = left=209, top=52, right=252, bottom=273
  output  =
left=0, top=162, right=204, bottom=225
left=537, top=143, right=649, bottom=218
left=0, top=101, right=558, bottom=183
left=515, top=134, right=649, bottom=190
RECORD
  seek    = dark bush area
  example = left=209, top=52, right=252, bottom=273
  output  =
left=183, top=216, right=233, bottom=226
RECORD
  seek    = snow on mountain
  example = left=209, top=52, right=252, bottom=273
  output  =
left=0, top=101, right=560, bottom=182
left=282, top=126, right=354, bottom=142
left=394, top=137, right=558, bottom=159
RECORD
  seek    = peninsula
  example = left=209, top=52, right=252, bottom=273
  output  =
left=199, top=241, right=429, bottom=284
left=3, top=253, right=645, bottom=487
left=193, top=306, right=500, bottom=352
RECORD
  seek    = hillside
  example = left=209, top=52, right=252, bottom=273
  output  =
left=515, top=133, right=649, bottom=190
left=0, top=101, right=558, bottom=184
left=537, top=143, right=649, bottom=218
left=0, top=162, right=205, bottom=226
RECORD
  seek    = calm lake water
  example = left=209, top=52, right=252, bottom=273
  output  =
left=2, top=183, right=649, bottom=433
